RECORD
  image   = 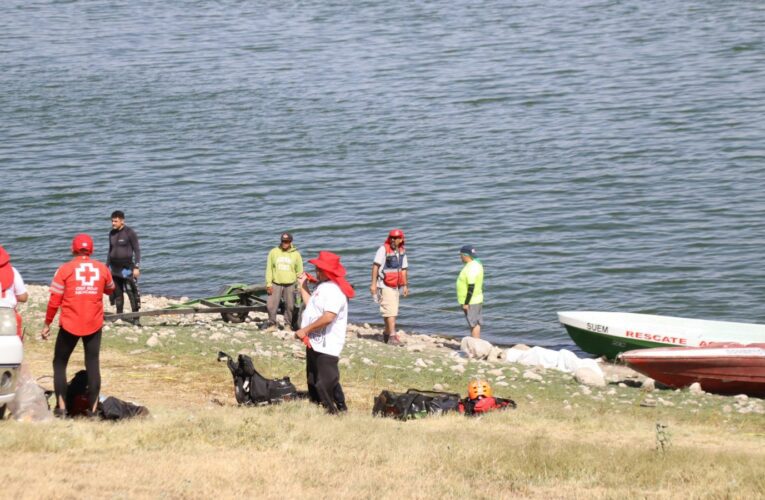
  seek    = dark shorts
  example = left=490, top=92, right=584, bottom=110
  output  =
left=464, top=304, right=483, bottom=327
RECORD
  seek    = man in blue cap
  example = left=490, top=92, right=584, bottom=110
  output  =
left=456, top=245, right=484, bottom=339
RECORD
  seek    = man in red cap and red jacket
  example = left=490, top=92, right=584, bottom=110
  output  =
left=295, top=251, right=354, bottom=414
left=41, top=234, right=115, bottom=417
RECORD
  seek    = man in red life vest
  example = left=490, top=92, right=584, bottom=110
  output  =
left=0, top=244, right=29, bottom=338
left=41, top=234, right=115, bottom=417
left=370, top=229, right=409, bottom=345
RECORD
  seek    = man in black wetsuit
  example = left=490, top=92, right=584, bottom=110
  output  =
left=107, top=210, right=141, bottom=323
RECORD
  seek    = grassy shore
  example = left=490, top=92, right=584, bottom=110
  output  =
left=2, top=286, right=764, bottom=499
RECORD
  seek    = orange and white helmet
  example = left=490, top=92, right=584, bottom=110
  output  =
left=468, top=379, right=493, bottom=400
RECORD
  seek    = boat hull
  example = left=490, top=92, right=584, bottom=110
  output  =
left=620, top=346, right=765, bottom=396
left=558, top=311, right=765, bottom=359
left=563, top=323, right=666, bottom=359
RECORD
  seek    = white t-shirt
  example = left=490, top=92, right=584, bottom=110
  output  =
left=373, top=245, right=409, bottom=289
left=0, top=267, right=27, bottom=309
left=300, top=281, right=348, bottom=357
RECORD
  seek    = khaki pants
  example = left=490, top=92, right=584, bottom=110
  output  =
left=378, top=287, right=400, bottom=318
left=267, top=283, right=297, bottom=327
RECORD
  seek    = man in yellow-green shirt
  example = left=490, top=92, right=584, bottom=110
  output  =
left=264, top=232, right=303, bottom=330
left=456, top=245, right=484, bottom=339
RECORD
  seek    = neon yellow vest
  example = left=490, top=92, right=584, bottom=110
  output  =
left=456, top=259, right=483, bottom=305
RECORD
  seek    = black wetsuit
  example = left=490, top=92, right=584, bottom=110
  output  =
left=107, top=226, right=141, bottom=314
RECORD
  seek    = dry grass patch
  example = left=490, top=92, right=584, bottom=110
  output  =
left=4, top=306, right=764, bottom=498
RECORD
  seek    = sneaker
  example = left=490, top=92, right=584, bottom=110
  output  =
left=259, top=321, right=276, bottom=331
left=53, top=407, right=67, bottom=419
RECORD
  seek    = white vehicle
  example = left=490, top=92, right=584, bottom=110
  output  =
left=0, top=308, right=23, bottom=417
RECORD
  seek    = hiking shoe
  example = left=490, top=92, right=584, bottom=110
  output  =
left=53, top=407, right=67, bottom=419
left=259, top=321, right=275, bottom=331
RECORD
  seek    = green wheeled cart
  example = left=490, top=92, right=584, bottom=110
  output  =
left=105, top=283, right=302, bottom=327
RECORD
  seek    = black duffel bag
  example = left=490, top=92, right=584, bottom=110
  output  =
left=372, top=389, right=461, bottom=420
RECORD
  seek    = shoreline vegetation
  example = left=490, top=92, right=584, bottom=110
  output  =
left=2, top=285, right=764, bottom=498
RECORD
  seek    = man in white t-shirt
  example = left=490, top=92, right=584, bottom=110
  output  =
left=295, top=251, right=355, bottom=414
left=0, top=245, right=29, bottom=338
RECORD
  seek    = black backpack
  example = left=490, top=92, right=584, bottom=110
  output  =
left=62, top=370, right=150, bottom=420
left=100, top=396, right=150, bottom=420
left=219, top=351, right=304, bottom=405
left=372, top=389, right=461, bottom=420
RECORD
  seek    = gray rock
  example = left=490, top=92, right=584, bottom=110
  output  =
left=573, top=367, right=606, bottom=387
left=451, top=364, right=466, bottom=373
left=460, top=336, right=495, bottom=360
left=145, top=336, right=161, bottom=348
left=414, top=358, right=428, bottom=368
left=642, top=378, right=655, bottom=391
left=433, top=383, right=444, bottom=391
left=734, top=394, right=749, bottom=404
left=689, top=382, right=704, bottom=395
left=523, top=370, right=543, bottom=381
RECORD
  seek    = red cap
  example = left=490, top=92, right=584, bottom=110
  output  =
left=71, top=234, right=94, bottom=255
left=388, top=229, right=404, bottom=239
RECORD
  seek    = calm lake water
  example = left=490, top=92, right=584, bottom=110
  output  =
left=2, top=0, right=765, bottom=349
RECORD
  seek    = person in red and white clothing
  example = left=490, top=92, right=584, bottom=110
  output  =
left=0, top=244, right=29, bottom=339
left=41, top=234, right=115, bottom=417
left=294, top=251, right=354, bottom=414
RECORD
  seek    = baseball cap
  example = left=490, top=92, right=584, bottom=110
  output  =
left=72, top=234, right=94, bottom=255
left=459, top=245, right=477, bottom=256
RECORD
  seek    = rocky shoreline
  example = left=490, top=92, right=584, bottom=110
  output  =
left=19, top=285, right=765, bottom=415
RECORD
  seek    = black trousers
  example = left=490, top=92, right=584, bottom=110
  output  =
left=306, top=348, right=346, bottom=414
left=53, top=328, right=102, bottom=411
left=113, top=274, right=140, bottom=314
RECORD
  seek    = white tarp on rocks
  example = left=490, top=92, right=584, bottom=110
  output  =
left=504, top=346, right=604, bottom=377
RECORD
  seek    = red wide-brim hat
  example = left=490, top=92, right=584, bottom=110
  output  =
left=308, top=251, right=355, bottom=299
left=308, top=251, right=347, bottom=278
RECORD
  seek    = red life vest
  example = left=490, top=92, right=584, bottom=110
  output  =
left=381, top=242, right=406, bottom=288
left=458, top=396, right=517, bottom=415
